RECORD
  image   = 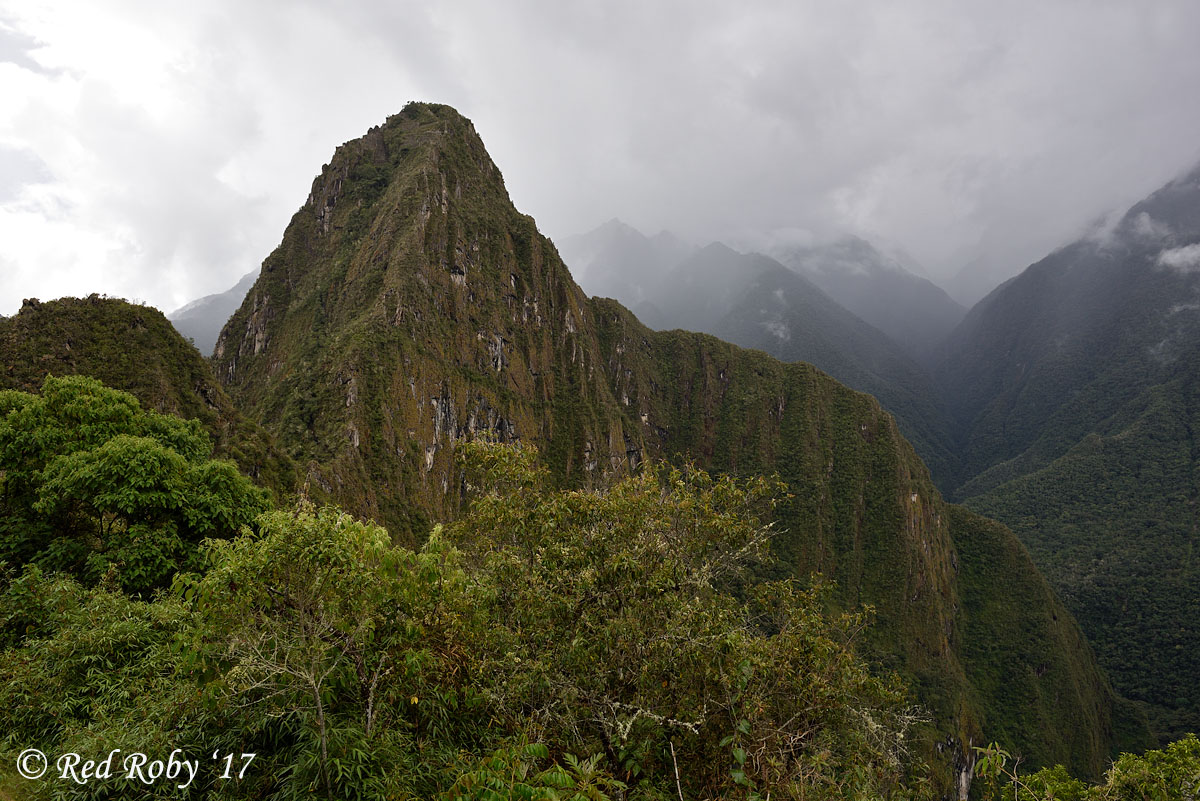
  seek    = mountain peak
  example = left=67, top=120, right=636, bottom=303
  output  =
left=767, top=234, right=963, bottom=364
left=695, top=240, right=739, bottom=259
left=597, top=216, right=638, bottom=233
left=214, top=101, right=607, bottom=529
left=206, top=107, right=1125, bottom=783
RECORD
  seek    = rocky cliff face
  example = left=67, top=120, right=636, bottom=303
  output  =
left=215, top=106, right=634, bottom=536
left=212, top=102, right=1131, bottom=792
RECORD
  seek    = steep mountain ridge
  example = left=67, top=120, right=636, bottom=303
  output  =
left=168, top=268, right=259, bottom=355
left=210, top=102, right=1133, bottom=789
left=558, top=226, right=958, bottom=483
left=698, top=249, right=959, bottom=483
left=936, top=163, right=1200, bottom=740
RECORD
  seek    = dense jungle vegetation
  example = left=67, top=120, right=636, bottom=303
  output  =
left=1, top=377, right=1195, bottom=799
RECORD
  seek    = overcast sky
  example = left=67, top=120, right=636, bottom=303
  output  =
left=3, top=0, right=1200, bottom=315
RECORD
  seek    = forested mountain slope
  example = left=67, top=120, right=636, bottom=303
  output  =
left=936, top=164, right=1200, bottom=741
left=209, top=102, right=1136, bottom=789
left=0, top=295, right=294, bottom=496
left=689, top=246, right=958, bottom=482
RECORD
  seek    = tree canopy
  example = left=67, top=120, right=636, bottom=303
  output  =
left=0, top=430, right=1194, bottom=799
left=0, top=375, right=269, bottom=595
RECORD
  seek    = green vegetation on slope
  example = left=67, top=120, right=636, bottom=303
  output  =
left=964, top=378, right=1200, bottom=743
left=592, top=300, right=1131, bottom=781
left=948, top=506, right=1153, bottom=765
left=206, top=102, right=1130, bottom=789
left=168, top=269, right=258, bottom=356
left=0, top=295, right=295, bottom=496
left=936, top=169, right=1200, bottom=741
left=0, top=440, right=935, bottom=800
left=710, top=259, right=958, bottom=483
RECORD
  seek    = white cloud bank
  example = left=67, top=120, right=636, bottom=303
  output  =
left=1158, top=244, right=1200, bottom=272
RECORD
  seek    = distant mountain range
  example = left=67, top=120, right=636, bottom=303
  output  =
left=562, top=224, right=964, bottom=366
left=558, top=218, right=694, bottom=308
left=768, top=235, right=965, bottom=367
left=167, top=269, right=258, bottom=355
left=560, top=226, right=960, bottom=481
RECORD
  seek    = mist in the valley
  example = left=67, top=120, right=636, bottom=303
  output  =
left=560, top=220, right=963, bottom=363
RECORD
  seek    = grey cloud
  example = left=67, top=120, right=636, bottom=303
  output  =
left=438, top=2, right=1200, bottom=303
left=1133, top=212, right=1172, bottom=242
left=0, top=145, right=51, bottom=203
left=0, top=18, right=55, bottom=75
left=3, top=1, right=1200, bottom=313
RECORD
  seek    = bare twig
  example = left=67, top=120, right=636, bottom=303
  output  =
left=669, top=739, right=684, bottom=801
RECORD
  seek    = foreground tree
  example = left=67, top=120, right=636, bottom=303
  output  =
left=1, top=439, right=931, bottom=799
left=445, top=439, right=929, bottom=799
left=975, top=734, right=1200, bottom=800
left=183, top=504, right=481, bottom=799
left=0, top=375, right=269, bottom=595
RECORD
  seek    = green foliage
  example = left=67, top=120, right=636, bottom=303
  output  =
left=0, top=568, right=211, bottom=800
left=182, top=503, right=486, bottom=800
left=0, top=375, right=270, bottom=595
left=0, top=102, right=1179, bottom=799
left=0, top=441, right=933, bottom=799
left=974, top=734, right=1200, bottom=800
left=0, top=294, right=296, bottom=496
left=448, top=440, right=929, bottom=799
left=1102, top=735, right=1200, bottom=800
left=438, top=743, right=625, bottom=801
left=703, top=253, right=959, bottom=484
